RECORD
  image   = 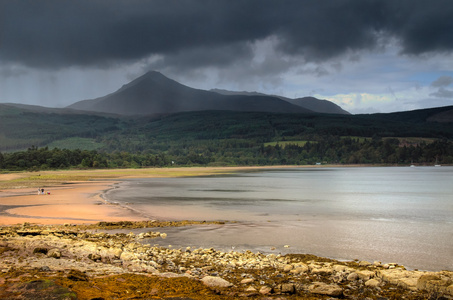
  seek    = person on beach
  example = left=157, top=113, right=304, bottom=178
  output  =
left=41, top=188, right=44, bottom=195
left=38, top=188, right=41, bottom=195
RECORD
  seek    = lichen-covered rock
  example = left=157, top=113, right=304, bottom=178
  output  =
left=308, top=282, right=343, bottom=297
left=201, top=276, right=233, bottom=288
left=377, top=268, right=423, bottom=291
left=365, top=278, right=381, bottom=287
left=417, top=273, right=453, bottom=296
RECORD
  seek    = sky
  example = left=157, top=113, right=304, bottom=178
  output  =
left=1, top=0, right=453, bottom=114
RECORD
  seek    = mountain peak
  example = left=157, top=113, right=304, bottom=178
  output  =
left=67, top=72, right=345, bottom=115
left=115, top=71, right=173, bottom=93
left=141, top=70, right=166, bottom=79
left=129, top=70, right=167, bottom=83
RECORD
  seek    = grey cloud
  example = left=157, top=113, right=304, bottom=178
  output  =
left=1, top=0, right=453, bottom=71
left=0, top=66, right=28, bottom=78
left=431, top=75, right=453, bottom=87
left=430, top=87, right=453, bottom=98
left=430, top=76, right=453, bottom=98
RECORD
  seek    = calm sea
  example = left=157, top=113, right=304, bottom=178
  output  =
left=104, top=166, right=453, bottom=271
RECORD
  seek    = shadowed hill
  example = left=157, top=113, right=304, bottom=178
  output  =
left=211, top=89, right=350, bottom=115
left=67, top=71, right=313, bottom=115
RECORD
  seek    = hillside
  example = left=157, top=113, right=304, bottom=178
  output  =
left=211, top=89, right=350, bottom=115
left=67, top=71, right=313, bottom=115
left=1, top=103, right=452, bottom=153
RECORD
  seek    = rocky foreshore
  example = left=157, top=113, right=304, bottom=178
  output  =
left=1, top=221, right=452, bottom=299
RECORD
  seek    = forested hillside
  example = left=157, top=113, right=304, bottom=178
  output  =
left=1, top=106, right=453, bottom=170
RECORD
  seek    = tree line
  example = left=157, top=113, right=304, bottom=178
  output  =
left=1, top=137, right=452, bottom=171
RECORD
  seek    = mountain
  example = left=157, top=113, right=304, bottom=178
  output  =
left=67, top=71, right=313, bottom=115
left=286, top=97, right=350, bottom=115
left=211, top=89, right=350, bottom=115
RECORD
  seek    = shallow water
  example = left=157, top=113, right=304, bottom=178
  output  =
left=105, top=166, right=453, bottom=271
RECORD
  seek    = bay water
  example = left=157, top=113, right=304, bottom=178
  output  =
left=104, top=166, right=453, bottom=271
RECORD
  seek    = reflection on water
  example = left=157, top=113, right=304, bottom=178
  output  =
left=105, top=166, right=453, bottom=271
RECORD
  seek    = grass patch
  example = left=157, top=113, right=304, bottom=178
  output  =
left=263, top=141, right=311, bottom=148
left=389, top=137, right=436, bottom=145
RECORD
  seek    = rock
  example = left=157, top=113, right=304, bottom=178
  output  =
left=365, top=279, right=381, bottom=287
left=308, top=282, right=343, bottom=297
left=201, top=276, right=233, bottom=288
left=447, top=284, right=453, bottom=296
left=47, top=248, right=61, bottom=259
left=280, top=283, right=296, bottom=294
left=311, top=267, right=333, bottom=275
left=378, top=269, right=422, bottom=288
left=120, top=251, right=136, bottom=261
left=358, top=260, right=371, bottom=267
left=398, top=277, right=419, bottom=291
left=356, top=270, right=375, bottom=280
left=241, top=278, right=254, bottom=284
left=245, top=286, right=257, bottom=292
left=347, top=272, right=359, bottom=281
left=283, top=264, right=293, bottom=272
left=333, top=264, right=347, bottom=272
left=112, top=248, right=123, bottom=259
left=259, top=286, right=272, bottom=294
left=417, top=274, right=453, bottom=295
left=290, top=265, right=309, bottom=274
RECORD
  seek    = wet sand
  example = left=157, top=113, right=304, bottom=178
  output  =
left=0, top=181, right=147, bottom=225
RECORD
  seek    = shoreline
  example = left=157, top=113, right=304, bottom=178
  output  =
left=0, top=165, right=344, bottom=225
left=1, top=221, right=452, bottom=299
left=1, top=167, right=453, bottom=298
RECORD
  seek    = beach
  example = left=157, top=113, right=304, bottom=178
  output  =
left=0, top=166, right=303, bottom=225
left=1, top=167, right=452, bottom=299
left=0, top=182, right=149, bottom=225
left=0, top=167, right=258, bottom=225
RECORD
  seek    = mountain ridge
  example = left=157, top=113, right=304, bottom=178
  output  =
left=67, top=71, right=345, bottom=115
left=211, top=88, right=350, bottom=115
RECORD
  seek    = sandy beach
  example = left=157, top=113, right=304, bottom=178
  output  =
left=0, top=166, right=297, bottom=225
left=0, top=181, right=148, bottom=225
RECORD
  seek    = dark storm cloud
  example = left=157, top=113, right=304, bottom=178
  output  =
left=1, top=0, right=452, bottom=70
